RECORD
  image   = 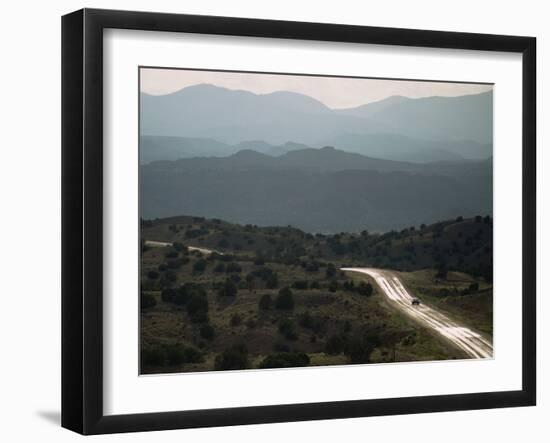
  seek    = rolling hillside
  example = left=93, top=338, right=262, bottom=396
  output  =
left=140, top=147, right=492, bottom=232
left=140, top=85, right=492, bottom=163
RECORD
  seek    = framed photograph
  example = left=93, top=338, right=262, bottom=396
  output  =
left=62, top=8, right=536, bottom=434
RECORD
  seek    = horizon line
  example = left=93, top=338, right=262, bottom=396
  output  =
left=140, top=82, right=493, bottom=111
left=139, top=66, right=493, bottom=109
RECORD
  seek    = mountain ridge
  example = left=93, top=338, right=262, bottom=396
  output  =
left=141, top=84, right=492, bottom=147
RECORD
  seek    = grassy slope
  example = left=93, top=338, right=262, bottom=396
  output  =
left=398, top=269, right=493, bottom=337
left=140, top=216, right=488, bottom=373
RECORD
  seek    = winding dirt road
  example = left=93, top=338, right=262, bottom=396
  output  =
left=342, top=267, right=493, bottom=359
left=144, top=240, right=221, bottom=255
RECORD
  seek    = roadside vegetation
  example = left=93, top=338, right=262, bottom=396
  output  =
left=140, top=215, right=492, bottom=373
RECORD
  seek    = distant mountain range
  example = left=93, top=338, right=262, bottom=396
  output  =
left=140, top=147, right=492, bottom=233
left=140, top=84, right=492, bottom=164
left=140, top=136, right=310, bottom=164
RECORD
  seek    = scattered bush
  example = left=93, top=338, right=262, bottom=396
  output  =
left=298, top=312, right=327, bottom=334
left=273, top=342, right=290, bottom=353
left=164, top=271, right=177, bottom=283
left=173, top=242, right=186, bottom=252
left=469, top=282, right=480, bottom=292
left=356, top=282, right=373, bottom=296
left=310, top=281, right=320, bottom=290
left=162, top=283, right=206, bottom=306
left=213, top=263, right=225, bottom=273
left=258, top=293, right=272, bottom=310
left=278, top=319, right=298, bottom=340
left=141, top=292, right=157, bottom=309
left=292, top=280, right=309, bottom=290
left=343, top=280, right=355, bottom=291
left=225, top=262, right=242, bottom=273
left=186, top=291, right=209, bottom=323
left=214, top=344, right=248, bottom=370
left=266, top=273, right=279, bottom=289
left=325, top=263, right=337, bottom=278
left=193, top=259, right=207, bottom=273
left=165, top=250, right=178, bottom=259
left=141, top=346, right=166, bottom=367
left=147, top=270, right=159, bottom=280
left=141, top=344, right=202, bottom=368
left=164, top=343, right=203, bottom=366
left=275, top=287, right=294, bottom=310
left=218, top=279, right=238, bottom=297
left=259, top=352, right=310, bottom=369
left=325, top=334, right=347, bottom=355
left=435, top=262, right=448, bottom=279
left=230, top=313, right=242, bottom=327
left=199, top=324, right=215, bottom=340
left=344, top=332, right=380, bottom=364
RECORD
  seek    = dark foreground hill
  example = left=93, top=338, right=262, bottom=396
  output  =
left=139, top=214, right=492, bottom=373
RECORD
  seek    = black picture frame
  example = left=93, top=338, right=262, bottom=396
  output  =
left=62, top=8, right=536, bottom=435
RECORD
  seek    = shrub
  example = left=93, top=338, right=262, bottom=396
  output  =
left=214, top=344, right=248, bottom=370
left=254, top=256, right=265, bottom=266
left=344, top=332, right=380, bottom=364
left=141, top=292, right=157, bottom=309
left=325, top=263, right=337, bottom=278
left=218, top=279, right=238, bottom=297
left=162, top=283, right=206, bottom=306
left=165, top=250, right=178, bottom=259
left=213, top=263, right=225, bottom=273
left=199, top=324, right=215, bottom=340
left=292, top=280, right=309, bottom=290
left=164, top=344, right=203, bottom=366
left=225, top=262, right=242, bottom=273
left=266, top=273, right=279, bottom=289
left=343, top=280, right=355, bottom=291
left=186, top=292, right=209, bottom=323
left=278, top=319, right=298, bottom=340
left=325, top=334, right=347, bottom=355
left=356, top=282, right=373, bottom=296
left=328, top=281, right=338, bottom=292
left=259, top=352, right=310, bottom=369
left=141, top=346, right=166, bottom=367
left=435, top=262, right=448, bottom=279
left=305, top=261, right=319, bottom=273
left=468, top=282, right=480, bottom=292
left=258, top=293, right=272, bottom=310
left=147, top=270, right=159, bottom=280
left=273, top=342, right=290, bottom=353
left=298, top=312, right=327, bottom=334
left=275, top=287, right=294, bottom=310
left=167, top=258, right=188, bottom=269
left=230, top=313, right=242, bottom=327
left=173, top=242, right=186, bottom=252
left=162, top=270, right=177, bottom=284
left=310, top=281, right=320, bottom=290
left=161, top=287, right=176, bottom=303
left=193, top=259, right=207, bottom=273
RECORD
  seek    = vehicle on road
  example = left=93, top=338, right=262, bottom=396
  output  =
left=411, top=298, right=421, bottom=306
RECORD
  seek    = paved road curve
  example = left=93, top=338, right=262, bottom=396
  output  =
left=342, top=267, right=493, bottom=359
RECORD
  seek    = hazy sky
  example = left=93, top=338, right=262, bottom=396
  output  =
left=140, top=67, right=493, bottom=109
